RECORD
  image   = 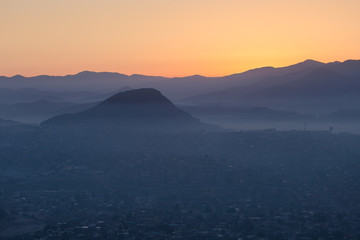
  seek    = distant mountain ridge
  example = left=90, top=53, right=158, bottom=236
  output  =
left=1, top=59, right=358, bottom=102
left=1, top=59, right=360, bottom=114
left=183, top=59, right=360, bottom=112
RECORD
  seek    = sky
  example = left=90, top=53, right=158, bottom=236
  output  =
left=0, top=0, right=360, bottom=77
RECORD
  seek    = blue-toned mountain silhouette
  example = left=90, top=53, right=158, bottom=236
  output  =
left=42, top=88, right=210, bottom=131
left=184, top=60, right=360, bottom=112
left=2, top=59, right=360, bottom=114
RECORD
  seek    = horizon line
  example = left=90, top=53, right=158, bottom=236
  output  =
left=1, top=59, right=359, bottom=79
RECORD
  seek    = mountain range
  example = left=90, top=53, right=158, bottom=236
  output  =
left=1, top=59, right=359, bottom=105
left=182, top=60, right=360, bottom=112
left=1, top=59, right=360, bottom=129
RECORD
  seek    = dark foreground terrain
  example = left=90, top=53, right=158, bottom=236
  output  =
left=1, top=125, right=360, bottom=240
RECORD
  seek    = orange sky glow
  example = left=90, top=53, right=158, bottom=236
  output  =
left=1, top=0, right=360, bottom=77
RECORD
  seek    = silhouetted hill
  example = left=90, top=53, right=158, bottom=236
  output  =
left=42, top=88, right=210, bottom=131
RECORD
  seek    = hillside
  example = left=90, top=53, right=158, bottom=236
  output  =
left=42, top=88, right=209, bottom=131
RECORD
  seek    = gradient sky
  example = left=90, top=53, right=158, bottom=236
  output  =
left=1, top=0, right=360, bottom=77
